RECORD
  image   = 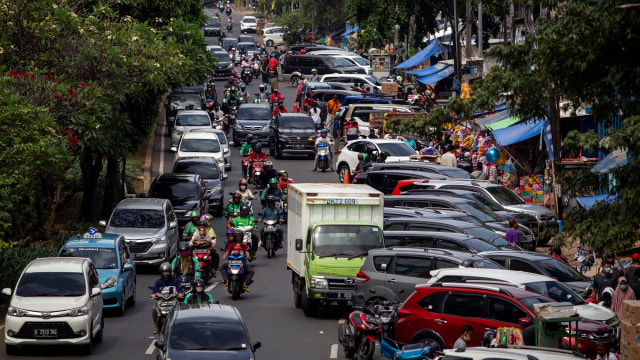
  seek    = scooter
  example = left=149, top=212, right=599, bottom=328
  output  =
left=226, top=21, right=233, bottom=31
left=225, top=7, right=232, bottom=17
left=253, top=62, right=260, bottom=78
left=250, top=160, right=265, bottom=188
left=227, top=252, right=246, bottom=300
left=149, top=287, right=179, bottom=333
left=261, top=219, right=279, bottom=258
left=192, top=242, right=214, bottom=284
left=380, top=338, right=439, bottom=360
left=234, top=225, right=256, bottom=260
left=316, top=143, right=331, bottom=172
left=241, top=154, right=251, bottom=179
left=575, top=246, right=595, bottom=276
left=338, top=303, right=397, bottom=360
left=242, top=66, right=253, bottom=84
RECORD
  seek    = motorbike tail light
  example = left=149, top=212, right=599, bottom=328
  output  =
left=397, top=308, right=411, bottom=319
left=356, top=271, right=370, bottom=284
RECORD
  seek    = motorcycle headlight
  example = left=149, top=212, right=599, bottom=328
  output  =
left=152, top=236, right=167, bottom=244
left=7, top=306, right=26, bottom=317
left=310, top=276, right=328, bottom=289
left=101, top=275, right=119, bottom=289
left=67, top=306, right=89, bottom=317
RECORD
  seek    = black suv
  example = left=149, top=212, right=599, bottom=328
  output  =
left=148, top=173, right=208, bottom=226
left=353, top=247, right=501, bottom=305
left=283, top=54, right=365, bottom=86
left=172, top=157, right=228, bottom=216
left=233, top=104, right=272, bottom=145
left=155, top=304, right=261, bottom=360
left=269, top=113, right=317, bottom=159
left=353, top=169, right=449, bottom=193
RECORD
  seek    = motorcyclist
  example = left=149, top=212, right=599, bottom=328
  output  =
left=224, top=192, right=244, bottom=221
left=236, top=179, right=255, bottom=200
left=312, top=128, right=334, bottom=171
left=272, top=100, right=287, bottom=117
left=191, top=219, right=216, bottom=247
left=257, top=84, right=268, bottom=102
left=184, top=278, right=214, bottom=304
left=171, top=241, right=202, bottom=279
left=231, top=204, right=258, bottom=255
left=260, top=178, right=284, bottom=206
left=200, top=214, right=219, bottom=274
left=221, top=239, right=254, bottom=291
left=278, top=170, right=293, bottom=191
left=206, top=80, right=216, bottom=100
left=241, top=55, right=252, bottom=68
left=269, top=88, right=283, bottom=103
left=151, top=262, right=183, bottom=334
left=238, top=83, right=250, bottom=101
left=224, top=75, right=235, bottom=90
left=257, top=195, right=284, bottom=249
left=210, top=103, right=225, bottom=120
left=240, top=134, right=254, bottom=156
left=248, top=143, right=268, bottom=181
left=226, top=86, right=241, bottom=102
left=260, top=57, right=270, bottom=88
left=182, top=210, right=201, bottom=240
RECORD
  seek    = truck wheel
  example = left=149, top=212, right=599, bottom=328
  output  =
left=301, top=293, right=319, bottom=317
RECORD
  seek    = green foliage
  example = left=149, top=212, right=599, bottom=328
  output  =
left=274, top=9, right=310, bottom=44
left=253, top=12, right=265, bottom=19
left=386, top=106, right=451, bottom=142
left=0, top=244, right=59, bottom=289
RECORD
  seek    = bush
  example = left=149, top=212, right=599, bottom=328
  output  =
left=253, top=12, right=265, bottom=18
left=0, top=244, right=58, bottom=290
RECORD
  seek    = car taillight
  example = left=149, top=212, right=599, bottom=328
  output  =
left=355, top=271, right=369, bottom=284
left=397, top=308, right=411, bottom=319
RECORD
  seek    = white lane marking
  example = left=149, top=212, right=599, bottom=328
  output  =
left=205, top=282, right=218, bottom=292
left=338, top=319, right=345, bottom=324
left=330, top=344, right=338, bottom=358
left=159, top=120, right=166, bottom=174
left=145, top=339, right=156, bottom=354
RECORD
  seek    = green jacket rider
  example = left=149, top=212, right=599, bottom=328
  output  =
left=182, top=210, right=201, bottom=239
left=231, top=205, right=256, bottom=228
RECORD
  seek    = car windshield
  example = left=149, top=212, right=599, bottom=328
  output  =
left=279, top=116, right=315, bottom=129
left=525, top=281, right=586, bottom=305
left=170, top=96, right=203, bottom=111
left=456, top=201, right=503, bottom=222
left=464, top=226, right=511, bottom=247
left=536, top=259, right=588, bottom=282
left=174, top=162, right=220, bottom=179
left=206, top=20, right=220, bottom=27
left=150, top=182, right=199, bottom=200
left=487, top=186, right=526, bottom=205
left=179, top=138, right=221, bottom=153
left=377, top=142, right=417, bottom=156
left=109, top=209, right=166, bottom=228
left=60, top=247, right=118, bottom=269
left=325, top=57, right=354, bottom=68
left=239, top=44, right=257, bottom=52
left=519, top=295, right=554, bottom=313
left=175, top=114, right=210, bottom=127
left=439, top=168, right=472, bottom=179
left=16, top=272, right=86, bottom=297
left=468, top=193, right=504, bottom=211
left=312, top=225, right=383, bottom=257
left=237, top=107, right=271, bottom=120
left=353, top=57, right=370, bottom=66
left=169, top=322, right=248, bottom=351
left=364, top=76, right=380, bottom=85
left=459, top=237, right=499, bottom=252
left=214, top=133, right=228, bottom=145
left=214, top=52, right=232, bottom=62
left=222, top=39, right=237, bottom=49
left=243, top=18, right=256, bottom=23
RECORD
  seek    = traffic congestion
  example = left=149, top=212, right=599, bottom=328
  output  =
left=2, top=2, right=638, bottom=360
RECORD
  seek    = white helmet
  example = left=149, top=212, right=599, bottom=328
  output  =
left=602, top=287, right=615, bottom=300
left=396, top=75, right=402, bottom=82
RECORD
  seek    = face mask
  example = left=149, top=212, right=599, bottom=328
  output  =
left=604, top=267, right=612, bottom=274
left=162, top=272, right=171, bottom=280
left=240, top=185, right=246, bottom=190
left=180, top=251, right=189, bottom=257
left=241, top=212, right=248, bottom=217
left=195, top=286, right=204, bottom=292
left=620, top=284, right=628, bottom=290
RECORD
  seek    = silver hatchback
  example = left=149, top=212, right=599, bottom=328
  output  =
left=99, top=198, right=179, bottom=266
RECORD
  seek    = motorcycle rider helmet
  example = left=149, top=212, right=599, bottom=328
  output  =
left=194, top=278, right=205, bottom=293
left=268, top=178, right=278, bottom=189
left=239, top=179, right=248, bottom=189
left=233, top=228, right=244, bottom=239
left=266, top=195, right=276, bottom=206
left=278, top=169, right=288, bottom=176
left=253, top=143, right=262, bottom=152
left=189, top=210, right=200, bottom=221
left=197, top=219, right=208, bottom=228
left=253, top=99, right=260, bottom=103
left=160, top=262, right=172, bottom=281
left=202, top=214, right=214, bottom=222
left=273, top=88, right=279, bottom=93
left=320, top=128, right=328, bottom=136
left=246, top=134, right=254, bottom=142
left=230, top=86, right=236, bottom=92
left=178, top=242, right=191, bottom=258
left=240, top=84, right=246, bottom=90
left=232, top=192, right=242, bottom=202
left=240, top=204, right=250, bottom=217
left=259, top=84, right=265, bottom=91
left=311, top=68, right=317, bottom=73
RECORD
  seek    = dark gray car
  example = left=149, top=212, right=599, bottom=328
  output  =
left=353, top=247, right=501, bottom=305
left=233, top=104, right=272, bottom=145
left=172, top=157, right=228, bottom=216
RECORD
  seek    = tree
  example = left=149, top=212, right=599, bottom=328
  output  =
left=274, top=9, right=310, bottom=44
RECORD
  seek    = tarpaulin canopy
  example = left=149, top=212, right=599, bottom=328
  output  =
left=403, top=62, right=449, bottom=76
left=484, top=116, right=521, bottom=131
left=341, top=25, right=359, bottom=37
left=576, top=194, right=617, bottom=209
left=590, top=149, right=629, bottom=175
left=394, top=41, right=439, bottom=69
left=416, top=66, right=454, bottom=85
left=474, top=109, right=511, bottom=127
left=491, top=119, right=545, bottom=146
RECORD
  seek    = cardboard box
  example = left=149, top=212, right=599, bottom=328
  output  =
left=381, top=82, right=398, bottom=95
left=620, top=342, right=640, bottom=360
left=623, top=300, right=640, bottom=326
left=621, top=320, right=640, bottom=347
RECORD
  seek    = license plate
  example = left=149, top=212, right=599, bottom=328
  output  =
left=134, top=253, right=142, bottom=258
left=195, top=249, right=208, bottom=254
left=293, top=145, right=305, bottom=149
left=339, top=293, right=352, bottom=300
left=160, top=301, right=174, bottom=307
left=34, top=329, right=57, bottom=338
left=229, top=260, right=243, bottom=266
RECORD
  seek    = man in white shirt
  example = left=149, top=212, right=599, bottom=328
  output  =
left=309, top=102, right=322, bottom=129
left=439, top=144, right=458, bottom=167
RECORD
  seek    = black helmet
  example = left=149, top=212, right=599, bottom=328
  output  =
left=233, top=192, right=242, bottom=200
left=253, top=143, right=262, bottom=151
left=233, top=228, right=244, bottom=237
left=240, top=204, right=250, bottom=213
left=194, top=278, right=205, bottom=291
left=246, top=134, right=254, bottom=141
left=266, top=195, right=276, bottom=204
left=178, top=242, right=191, bottom=252
left=197, top=220, right=208, bottom=227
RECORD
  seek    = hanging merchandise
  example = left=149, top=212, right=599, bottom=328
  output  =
left=497, top=151, right=506, bottom=165
left=486, top=148, right=500, bottom=163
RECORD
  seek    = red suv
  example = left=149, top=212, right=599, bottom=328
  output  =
left=395, top=283, right=615, bottom=357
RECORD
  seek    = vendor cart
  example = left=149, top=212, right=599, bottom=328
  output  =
left=532, top=302, right=580, bottom=352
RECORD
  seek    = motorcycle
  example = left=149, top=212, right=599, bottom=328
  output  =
left=227, top=252, right=246, bottom=300
left=225, top=7, right=232, bottom=17
left=338, top=303, right=399, bottom=360
left=234, top=225, right=256, bottom=260
left=241, top=154, right=251, bottom=179
left=380, top=338, right=439, bottom=360
left=250, top=160, right=265, bottom=188
left=242, top=66, right=253, bottom=84
left=261, top=219, right=279, bottom=258
left=549, top=246, right=570, bottom=265
left=575, top=246, right=595, bottom=276
left=316, top=143, right=331, bottom=172
left=226, top=21, right=233, bottom=31
left=192, top=242, right=214, bottom=284
left=281, top=188, right=288, bottom=223
left=252, top=62, right=260, bottom=78
left=150, top=288, right=179, bottom=334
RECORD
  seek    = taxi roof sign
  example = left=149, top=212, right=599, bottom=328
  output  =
left=83, top=227, right=102, bottom=239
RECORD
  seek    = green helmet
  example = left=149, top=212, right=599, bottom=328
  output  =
left=312, top=68, right=317, bottom=73
left=268, top=178, right=278, bottom=185
left=189, top=210, right=200, bottom=218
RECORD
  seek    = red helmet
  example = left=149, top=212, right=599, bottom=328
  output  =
left=300, top=49, right=306, bottom=54
left=239, top=179, right=248, bottom=186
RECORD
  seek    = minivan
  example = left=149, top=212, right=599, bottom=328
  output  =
left=282, top=55, right=365, bottom=86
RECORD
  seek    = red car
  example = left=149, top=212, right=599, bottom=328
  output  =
left=394, top=283, right=615, bottom=357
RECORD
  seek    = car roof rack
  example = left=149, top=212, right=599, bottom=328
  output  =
left=386, top=247, right=455, bottom=256
left=431, top=282, right=522, bottom=297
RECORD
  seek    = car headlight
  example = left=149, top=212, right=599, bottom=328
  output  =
left=102, top=275, right=119, bottom=289
left=576, top=331, right=597, bottom=341
left=261, top=125, right=270, bottom=131
left=67, top=306, right=89, bottom=317
left=152, top=236, right=167, bottom=244
left=208, top=184, right=222, bottom=194
left=226, top=63, right=234, bottom=70
left=7, top=306, right=26, bottom=317
left=310, top=276, right=328, bottom=289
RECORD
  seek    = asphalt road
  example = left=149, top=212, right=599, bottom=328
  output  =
left=2, top=7, right=365, bottom=360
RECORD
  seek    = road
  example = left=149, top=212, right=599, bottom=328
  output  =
left=2, top=6, right=361, bottom=360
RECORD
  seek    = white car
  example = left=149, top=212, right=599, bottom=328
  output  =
left=170, top=110, right=212, bottom=149
left=336, top=139, right=417, bottom=182
left=439, top=346, right=587, bottom=360
left=190, top=128, right=231, bottom=170
left=320, top=73, right=381, bottom=92
left=262, top=26, right=287, bottom=47
left=174, top=130, right=225, bottom=172
left=426, top=268, right=618, bottom=327
left=206, top=45, right=224, bottom=53
left=240, top=16, right=257, bottom=33
left=3, top=257, right=104, bottom=355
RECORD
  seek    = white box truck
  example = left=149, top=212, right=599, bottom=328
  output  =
left=287, top=183, right=384, bottom=317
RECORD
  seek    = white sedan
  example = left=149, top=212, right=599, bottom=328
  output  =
left=335, top=139, right=417, bottom=182
left=174, top=130, right=225, bottom=173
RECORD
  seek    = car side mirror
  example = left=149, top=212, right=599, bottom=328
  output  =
left=98, top=220, right=107, bottom=227
left=91, top=288, right=102, bottom=297
left=170, top=146, right=177, bottom=152
left=223, top=173, right=229, bottom=180
left=155, top=340, right=166, bottom=350
left=252, top=341, right=262, bottom=351
left=169, top=221, right=178, bottom=229
left=123, top=263, right=134, bottom=272
left=2, top=288, right=12, bottom=296
left=295, top=238, right=303, bottom=251
left=518, top=317, right=532, bottom=326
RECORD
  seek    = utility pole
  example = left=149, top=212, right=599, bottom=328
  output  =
left=311, top=0, right=314, bottom=44
left=453, top=0, right=461, bottom=81
left=465, top=0, right=472, bottom=59
left=478, top=1, right=483, bottom=58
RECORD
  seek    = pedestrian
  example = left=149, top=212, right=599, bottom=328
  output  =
left=625, top=253, right=640, bottom=287
left=595, top=341, right=617, bottom=360
left=302, top=91, right=314, bottom=111
left=269, top=72, right=279, bottom=96
left=345, top=119, right=359, bottom=141
left=353, top=153, right=369, bottom=174
left=471, top=163, right=488, bottom=180
left=333, top=112, right=342, bottom=139
left=359, top=83, right=368, bottom=94
left=611, top=277, right=636, bottom=319
left=506, top=218, right=519, bottom=245
left=296, top=78, right=305, bottom=110
left=439, top=144, right=458, bottom=167
left=326, top=95, right=341, bottom=134
left=453, top=325, right=473, bottom=351
left=309, top=102, right=322, bottom=130
left=309, top=68, right=320, bottom=82
left=632, top=268, right=640, bottom=299
left=591, top=259, right=619, bottom=302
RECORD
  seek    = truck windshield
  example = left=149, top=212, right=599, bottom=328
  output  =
left=312, top=225, right=383, bottom=257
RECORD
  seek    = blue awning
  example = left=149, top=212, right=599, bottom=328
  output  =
left=576, top=194, right=617, bottom=209
left=403, top=63, right=450, bottom=76
left=490, top=119, right=545, bottom=146
left=341, top=25, right=359, bottom=36
left=394, top=41, right=439, bottom=69
left=416, top=66, right=454, bottom=85
left=590, top=149, right=629, bottom=175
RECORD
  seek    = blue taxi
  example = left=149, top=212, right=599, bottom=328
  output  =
left=58, top=229, right=137, bottom=315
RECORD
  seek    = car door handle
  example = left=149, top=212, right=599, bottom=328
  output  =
left=435, top=319, right=447, bottom=324
left=387, top=278, right=397, bottom=283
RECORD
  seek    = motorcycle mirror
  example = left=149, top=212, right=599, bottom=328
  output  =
left=252, top=341, right=262, bottom=351
left=154, top=340, right=166, bottom=350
